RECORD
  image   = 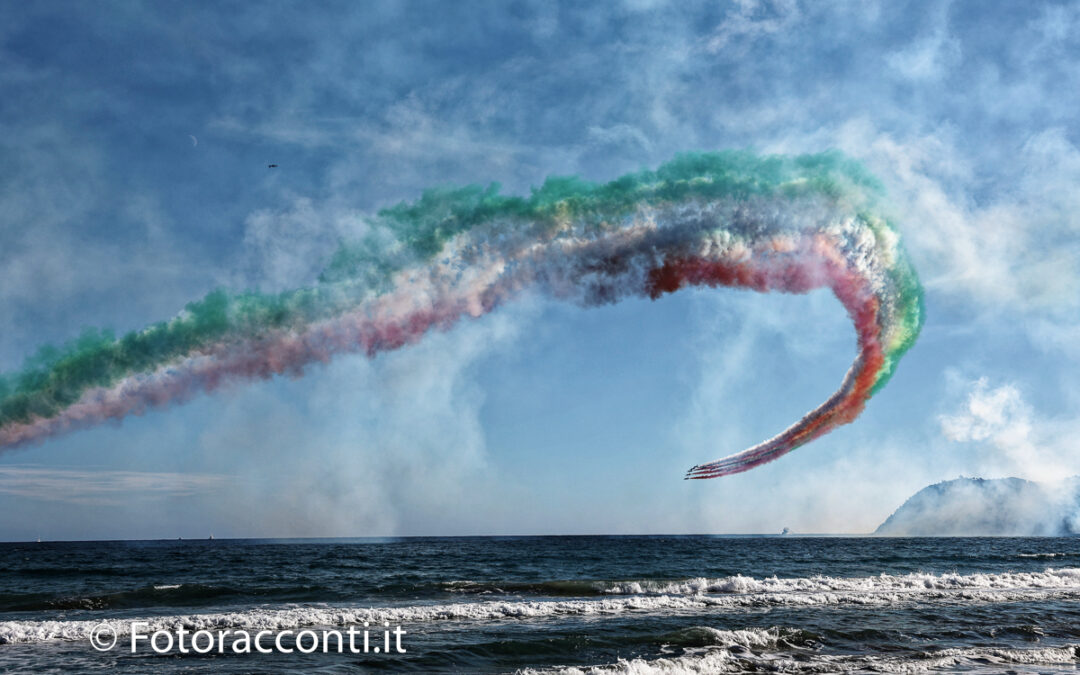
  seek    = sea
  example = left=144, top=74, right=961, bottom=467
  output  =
left=3, top=536, right=1080, bottom=673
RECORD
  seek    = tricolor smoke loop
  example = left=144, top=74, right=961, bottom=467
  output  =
left=0, top=152, right=923, bottom=478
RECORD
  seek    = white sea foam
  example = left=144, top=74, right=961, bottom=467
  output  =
left=599, top=566, right=1080, bottom=596
left=518, top=634, right=1080, bottom=674
left=5, top=568, right=1080, bottom=645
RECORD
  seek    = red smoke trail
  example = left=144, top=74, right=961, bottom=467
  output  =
left=649, top=236, right=886, bottom=478
left=0, top=151, right=926, bottom=482
left=0, top=232, right=888, bottom=481
left=0, top=263, right=516, bottom=449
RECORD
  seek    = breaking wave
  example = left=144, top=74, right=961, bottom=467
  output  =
left=6, top=567, right=1080, bottom=646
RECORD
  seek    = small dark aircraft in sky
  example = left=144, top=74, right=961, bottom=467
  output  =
left=268, top=164, right=278, bottom=168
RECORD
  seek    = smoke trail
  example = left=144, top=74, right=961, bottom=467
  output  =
left=0, top=151, right=923, bottom=478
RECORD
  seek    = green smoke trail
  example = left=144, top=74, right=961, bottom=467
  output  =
left=0, top=150, right=923, bottom=470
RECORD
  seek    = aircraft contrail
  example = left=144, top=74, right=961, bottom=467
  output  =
left=0, top=151, right=923, bottom=477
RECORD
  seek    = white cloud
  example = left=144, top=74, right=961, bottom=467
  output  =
left=803, top=120, right=1080, bottom=318
left=939, top=374, right=1078, bottom=482
left=940, top=377, right=1032, bottom=446
left=0, top=465, right=227, bottom=506
left=886, top=7, right=960, bottom=81
left=705, top=0, right=800, bottom=54
left=0, top=122, right=228, bottom=370
left=237, top=198, right=371, bottom=292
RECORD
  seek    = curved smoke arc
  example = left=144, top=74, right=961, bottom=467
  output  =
left=0, top=152, right=923, bottom=478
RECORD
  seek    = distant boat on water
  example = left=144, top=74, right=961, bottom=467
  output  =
left=781, top=527, right=790, bottom=536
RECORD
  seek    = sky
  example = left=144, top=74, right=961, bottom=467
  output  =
left=1, top=0, right=1079, bottom=540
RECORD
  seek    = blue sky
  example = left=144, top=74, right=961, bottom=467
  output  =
left=1, top=0, right=1079, bottom=539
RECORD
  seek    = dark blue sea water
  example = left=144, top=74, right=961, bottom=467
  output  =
left=3, top=536, right=1080, bottom=673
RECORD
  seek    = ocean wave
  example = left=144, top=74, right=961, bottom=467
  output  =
left=656, top=625, right=820, bottom=651
left=0, top=583, right=245, bottom=612
left=451, top=567, right=1080, bottom=598
left=443, top=580, right=612, bottom=597
left=606, top=567, right=1080, bottom=595
left=1017, top=552, right=1069, bottom=559
left=6, top=568, right=1080, bottom=645
left=518, top=633, right=1080, bottom=674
